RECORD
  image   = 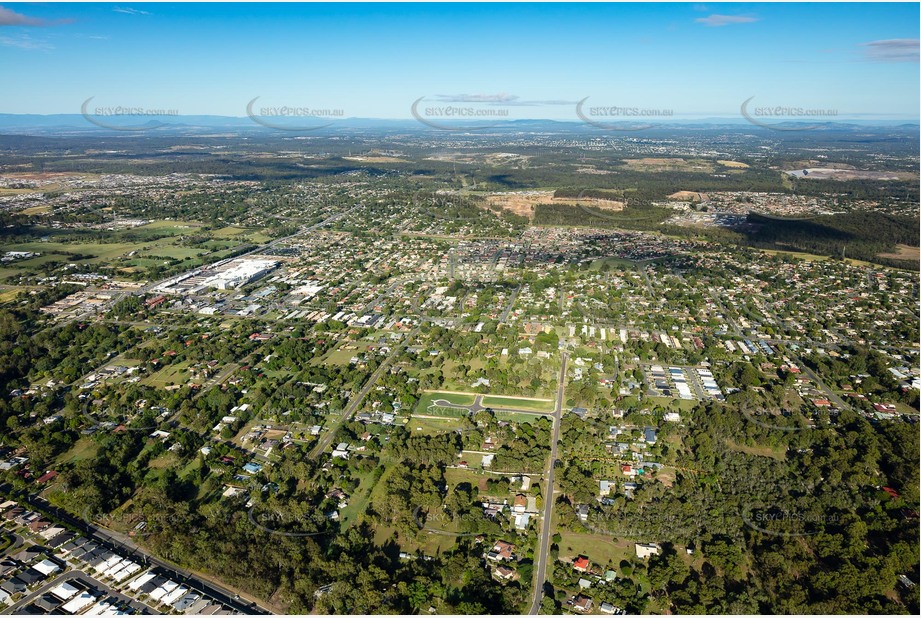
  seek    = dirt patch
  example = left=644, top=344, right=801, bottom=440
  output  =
left=485, top=191, right=624, bottom=220
left=668, top=191, right=707, bottom=202
left=623, top=158, right=715, bottom=173
left=2, top=172, right=78, bottom=181
left=718, top=160, right=749, bottom=168
left=725, top=439, right=786, bottom=460
left=878, top=243, right=920, bottom=261
left=343, top=156, right=405, bottom=163
left=19, top=205, right=52, bottom=215
left=785, top=168, right=915, bottom=181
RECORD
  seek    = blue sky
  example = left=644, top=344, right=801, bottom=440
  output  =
left=0, top=2, right=918, bottom=120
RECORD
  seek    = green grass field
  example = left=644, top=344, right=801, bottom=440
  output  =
left=57, top=437, right=100, bottom=465
left=339, top=464, right=385, bottom=526
left=646, top=396, right=700, bottom=412
left=444, top=466, right=491, bottom=490
left=494, top=410, right=549, bottom=423
left=322, top=346, right=366, bottom=366
left=555, top=530, right=633, bottom=567
left=407, top=415, right=468, bottom=435
left=143, top=361, right=191, bottom=388
left=416, top=405, right=468, bottom=418
left=415, top=391, right=477, bottom=412
left=480, top=395, right=554, bottom=413
left=0, top=220, right=254, bottom=281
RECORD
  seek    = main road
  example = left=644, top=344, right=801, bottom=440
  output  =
left=528, top=352, right=568, bottom=615
left=309, top=324, right=421, bottom=459
left=15, top=492, right=271, bottom=614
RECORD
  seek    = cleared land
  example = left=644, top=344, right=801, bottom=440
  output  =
left=623, top=158, right=715, bottom=173
left=484, top=191, right=624, bottom=220
left=480, top=394, right=555, bottom=413
left=878, top=243, right=920, bottom=261
left=668, top=191, right=707, bottom=202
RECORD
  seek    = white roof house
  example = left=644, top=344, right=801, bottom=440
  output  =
left=49, top=581, right=81, bottom=601
left=33, top=559, right=61, bottom=576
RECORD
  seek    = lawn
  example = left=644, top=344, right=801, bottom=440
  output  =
left=724, top=439, right=786, bottom=461
left=147, top=451, right=180, bottom=470
left=416, top=405, right=468, bottom=418
left=57, top=437, right=100, bottom=465
left=646, top=396, right=700, bottom=412
left=494, top=410, right=549, bottom=423
left=415, top=391, right=477, bottom=412
left=555, top=530, right=633, bottom=568
left=211, top=226, right=249, bottom=238
left=7, top=240, right=146, bottom=262
left=322, top=346, right=364, bottom=366
left=444, top=467, right=489, bottom=491
left=339, top=464, right=385, bottom=526
left=481, top=394, right=554, bottom=413
left=407, top=415, right=468, bottom=435
left=143, top=361, right=191, bottom=388
left=0, top=288, right=25, bottom=304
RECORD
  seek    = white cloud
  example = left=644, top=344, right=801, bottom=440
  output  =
left=433, top=94, right=577, bottom=107
left=860, top=39, right=919, bottom=63
left=436, top=93, right=520, bottom=104
left=113, top=7, right=151, bottom=16
left=0, top=34, right=53, bottom=50
left=695, top=14, right=759, bottom=27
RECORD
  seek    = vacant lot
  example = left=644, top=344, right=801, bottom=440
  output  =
left=407, top=415, right=467, bottom=435
left=484, top=191, right=624, bottom=220
left=417, top=391, right=477, bottom=411
left=143, top=361, right=191, bottom=388
left=668, top=190, right=707, bottom=202
left=878, top=243, right=920, bottom=261
left=481, top=394, right=555, bottom=413
left=623, top=158, right=715, bottom=173
left=556, top=530, right=633, bottom=567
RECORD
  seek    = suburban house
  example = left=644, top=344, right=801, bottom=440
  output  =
left=599, top=480, right=613, bottom=496
left=486, top=540, right=515, bottom=562
left=635, top=543, right=661, bottom=559
left=573, top=595, right=594, bottom=613
left=494, top=565, right=516, bottom=581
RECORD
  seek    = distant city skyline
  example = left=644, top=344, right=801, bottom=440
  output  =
left=1, top=2, right=918, bottom=120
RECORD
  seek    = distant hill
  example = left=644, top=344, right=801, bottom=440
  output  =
left=0, top=113, right=917, bottom=136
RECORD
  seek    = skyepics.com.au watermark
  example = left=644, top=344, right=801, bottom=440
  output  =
left=740, top=406, right=831, bottom=433
left=412, top=506, right=499, bottom=537
left=81, top=97, right=178, bottom=131
left=247, top=506, right=337, bottom=538
left=741, top=96, right=838, bottom=131
left=742, top=507, right=840, bottom=538
left=82, top=507, right=189, bottom=538
left=411, top=95, right=511, bottom=131
left=412, top=190, right=482, bottom=223
left=582, top=510, right=689, bottom=538
left=246, top=97, right=344, bottom=131
left=79, top=401, right=160, bottom=434
left=576, top=97, right=673, bottom=131
left=82, top=504, right=337, bottom=539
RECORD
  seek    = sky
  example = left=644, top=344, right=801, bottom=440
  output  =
left=0, top=2, right=919, bottom=121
